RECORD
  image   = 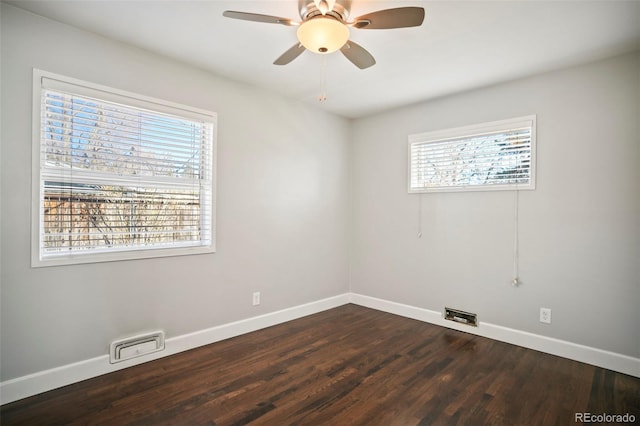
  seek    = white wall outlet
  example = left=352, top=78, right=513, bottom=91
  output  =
left=540, top=307, right=551, bottom=324
left=252, top=292, right=260, bottom=306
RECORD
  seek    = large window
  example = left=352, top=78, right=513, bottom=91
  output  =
left=408, top=116, right=536, bottom=193
left=32, top=70, right=216, bottom=267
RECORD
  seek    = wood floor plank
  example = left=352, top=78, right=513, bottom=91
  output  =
left=2, top=304, right=638, bottom=425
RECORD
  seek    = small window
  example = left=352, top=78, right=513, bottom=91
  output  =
left=408, top=116, right=536, bottom=193
left=32, top=70, right=217, bottom=267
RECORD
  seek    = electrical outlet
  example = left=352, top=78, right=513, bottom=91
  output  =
left=252, top=292, right=260, bottom=306
left=540, top=307, right=551, bottom=324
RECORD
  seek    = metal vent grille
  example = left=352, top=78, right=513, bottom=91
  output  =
left=444, top=307, right=478, bottom=327
left=110, top=331, right=165, bottom=364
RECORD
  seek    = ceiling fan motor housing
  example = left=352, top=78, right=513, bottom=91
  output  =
left=299, top=0, right=351, bottom=21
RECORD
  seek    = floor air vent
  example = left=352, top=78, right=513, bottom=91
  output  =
left=110, top=331, right=165, bottom=364
left=444, top=307, right=478, bottom=327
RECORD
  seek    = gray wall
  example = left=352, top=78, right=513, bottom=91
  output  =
left=0, top=5, right=351, bottom=381
left=351, top=52, right=640, bottom=358
left=2, top=3, right=639, bottom=385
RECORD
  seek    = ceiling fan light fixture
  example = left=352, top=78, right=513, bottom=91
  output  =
left=297, top=17, right=349, bottom=54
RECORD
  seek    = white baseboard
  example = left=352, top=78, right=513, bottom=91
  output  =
left=349, top=293, right=640, bottom=378
left=0, top=293, right=351, bottom=405
left=3, top=292, right=638, bottom=405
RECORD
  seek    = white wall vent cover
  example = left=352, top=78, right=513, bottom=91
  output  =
left=109, top=331, right=165, bottom=364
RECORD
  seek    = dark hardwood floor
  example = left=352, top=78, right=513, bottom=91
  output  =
left=2, top=304, right=638, bottom=425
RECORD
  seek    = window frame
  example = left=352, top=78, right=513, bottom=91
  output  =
left=31, top=69, right=217, bottom=267
left=408, top=115, right=536, bottom=194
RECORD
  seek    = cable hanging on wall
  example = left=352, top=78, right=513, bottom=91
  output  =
left=512, top=185, right=521, bottom=287
left=417, top=193, right=423, bottom=238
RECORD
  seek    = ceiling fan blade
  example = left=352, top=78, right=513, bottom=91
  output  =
left=351, top=7, right=425, bottom=29
left=223, top=11, right=297, bottom=26
left=340, top=40, right=376, bottom=69
left=274, top=43, right=306, bottom=65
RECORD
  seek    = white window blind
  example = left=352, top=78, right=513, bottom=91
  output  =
left=408, top=116, right=536, bottom=193
left=32, top=70, right=216, bottom=266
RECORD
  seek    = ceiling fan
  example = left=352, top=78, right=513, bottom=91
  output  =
left=223, top=0, right=425, bottom=69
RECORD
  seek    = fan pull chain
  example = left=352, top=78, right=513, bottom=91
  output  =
left=319, top=56, right=328, bottom=102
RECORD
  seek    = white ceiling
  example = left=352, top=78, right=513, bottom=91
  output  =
left=6, top=0, right=640, bottom=118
